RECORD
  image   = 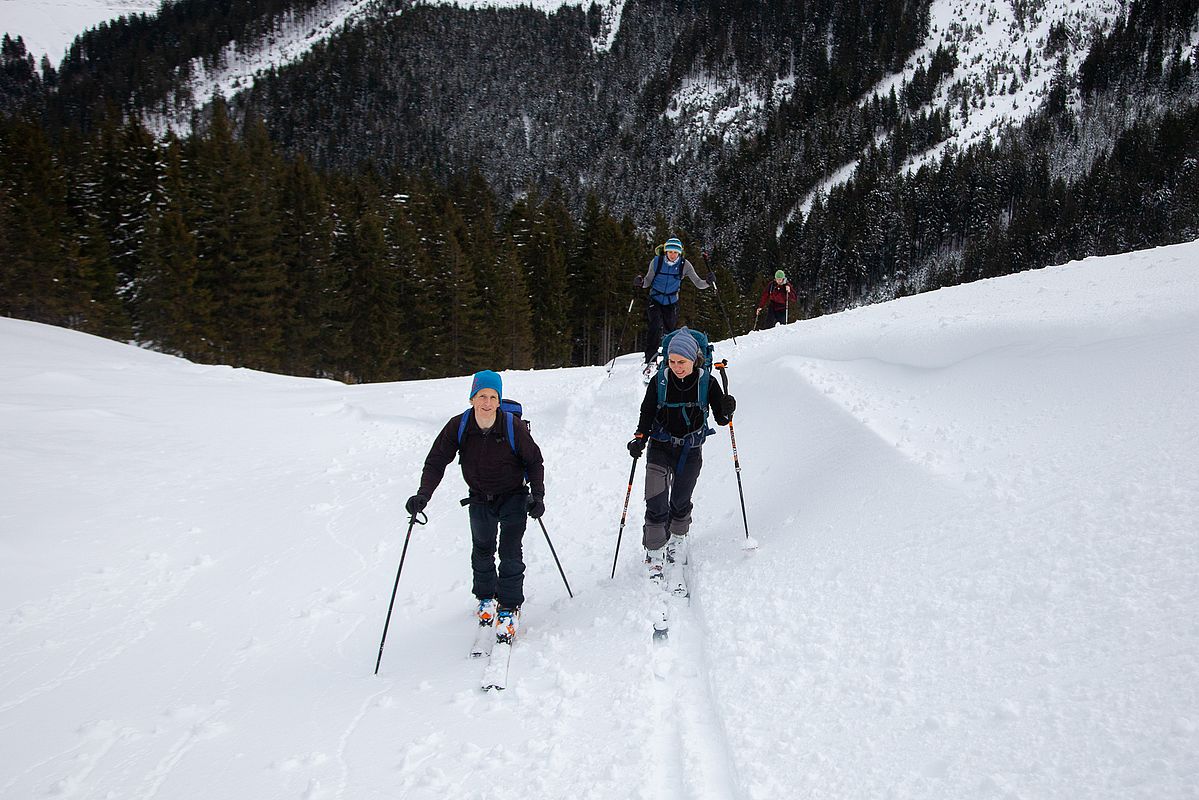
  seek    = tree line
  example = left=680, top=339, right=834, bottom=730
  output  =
left=0, top=99, right=747, bottom=381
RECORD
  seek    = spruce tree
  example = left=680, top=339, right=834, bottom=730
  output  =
left=488, top=237, right=535, bottom=370
left=136, top=205, right=202, bottom=355
left=344, top=203, right=405, bottom=383
left=0, top=117, right=84, bottom=325
left=276, top=155, right=335, bottom=377
left=188, top=101, right=286, bottom=369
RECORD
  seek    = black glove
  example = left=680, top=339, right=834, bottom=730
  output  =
left=405, top=493, right=428, bottom=515
left=526, top=494, right=545, bottom=519
left=632, top=275, right=643, bottom=289
left=627, top=434, right=647, bottom=458
left=706, top=271, right=716, bottom=284
left=722, top=394, right=736, bottom=420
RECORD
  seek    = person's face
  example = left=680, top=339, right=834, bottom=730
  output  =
left=665, top=249, right=681, bottom=263
left=775, top=276, right=786, bottom=285
left=472, top=389, right=499, bottom=416
left=668, top=354, right=694, bottom=379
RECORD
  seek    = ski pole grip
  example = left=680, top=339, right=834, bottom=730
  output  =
left=715, top=359, right=730, bottom=392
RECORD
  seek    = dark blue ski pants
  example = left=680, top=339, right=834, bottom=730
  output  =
left=644, top=301, right=680, bottom=363
left=467, top=490, right=527, bottom=608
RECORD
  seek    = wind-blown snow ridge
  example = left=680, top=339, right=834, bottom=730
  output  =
left=3, top=238, right=1198, bottom=798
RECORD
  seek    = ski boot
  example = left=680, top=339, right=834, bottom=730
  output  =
left=495, top=605, right=520, bottom=644
left=476, top=598, right=497, bottom=627
left=665, top=534, right=688, bottom=566
left=645, top=547, right=665, bottom=582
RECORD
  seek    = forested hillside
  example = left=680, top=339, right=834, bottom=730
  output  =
left=1, top=0, right=1198, bottom=380
left=0, top=98, right=746, bottom=379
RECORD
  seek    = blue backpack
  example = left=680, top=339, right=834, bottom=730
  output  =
left=653, top=328, right=716, bottom=444
left=649, top=253, right=685, bottom=305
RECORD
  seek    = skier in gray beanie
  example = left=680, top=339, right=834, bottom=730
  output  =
left=666, top=326, right=700, bottom=362
left=626, top=327, right=735, bottom=591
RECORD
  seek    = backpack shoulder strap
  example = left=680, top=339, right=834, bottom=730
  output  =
left=503, top=410, right=531, bottom=485
left=697, top=365, right=712, bottom=421
left=505, top=411, right=517, bottom=457
left=456, top=409, right=472, bottom=445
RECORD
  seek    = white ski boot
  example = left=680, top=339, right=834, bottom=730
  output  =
left=645, top=547, right=665, bottom=582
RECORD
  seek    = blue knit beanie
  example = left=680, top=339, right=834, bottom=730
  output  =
left=469, top=370, right=502, bottom=400
left=664, top=238, right=683, bottom=254
left=667, top=328, right=699, bottom=362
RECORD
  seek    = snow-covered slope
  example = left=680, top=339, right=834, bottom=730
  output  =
left=781, top=0, right=1126, bottom=225
left=0, top=0, right=159, bottom=63
left=3, top=238, right=1198, bottom=798
left=1, top=0, right=626, bottom=122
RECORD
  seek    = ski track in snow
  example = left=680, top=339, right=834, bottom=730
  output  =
left=653, top=561, right=746, bottom=800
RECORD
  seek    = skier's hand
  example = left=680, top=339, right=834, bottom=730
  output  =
left=632, top=275, right=643, bottom=289
left=405, top=493, right=428, bottom=516
left=754, top=307, right=762, bottom=316
left=706, top=271, right=716, bottom=284
left=721, top=394, right=736, bottom=422
left=627, top=433, right=647, bottom=458
left=526, top=494, right=546, bottom=520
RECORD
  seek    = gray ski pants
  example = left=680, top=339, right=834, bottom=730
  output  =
left=642, top=441, right=703, bottom=551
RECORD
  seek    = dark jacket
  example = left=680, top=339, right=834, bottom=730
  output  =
left=417, top=411, right=545, bottom=500
left=636, top=369, right=730, bottom=439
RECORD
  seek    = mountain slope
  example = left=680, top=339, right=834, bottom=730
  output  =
left=3, top=238, right=1198, bottom=798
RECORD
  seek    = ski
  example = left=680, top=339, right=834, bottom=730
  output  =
left=481, top=608, right=519, bottom=691
left=481, top=643, right=511, bottom=690
left=469, top=621, right=494, bottom=659
left=641, top=356, right=658, bottom=385
left=665, top=535, right=690, bottom=598
left=652, top=603, right=670, bottom=643
left=647, top=548, right=670, bottom=642
left=470, top=599, right=497, bottom=658
left=652, top=536, right=693, bottom=644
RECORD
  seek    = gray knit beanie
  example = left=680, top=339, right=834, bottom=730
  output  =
left=667, top=328, right=700, bottom=361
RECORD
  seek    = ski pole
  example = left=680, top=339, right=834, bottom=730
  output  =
left=537, top=518, right=574, bottom=598
left=611, top=454, right=640, bottom=578
left=605, top=297, right=637, bottom=376
left=374, top=510, right=427, bottom=675
left=714, top=361, right=753, bottom=545
left=703, top=250, right=739, bottom=346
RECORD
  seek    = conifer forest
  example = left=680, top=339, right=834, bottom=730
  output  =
left=1, top=0, right=1198, bottom=381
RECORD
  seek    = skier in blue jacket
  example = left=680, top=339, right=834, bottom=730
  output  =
left=635, top=238, right=713, bottom=379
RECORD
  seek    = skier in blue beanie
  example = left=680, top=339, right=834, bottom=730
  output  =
left=634, top=238, right=715, bottom=380
left=405, top=370, right=544, bottom=633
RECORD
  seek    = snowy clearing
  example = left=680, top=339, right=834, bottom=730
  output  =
left=2, top=239, right=1198, bottom=798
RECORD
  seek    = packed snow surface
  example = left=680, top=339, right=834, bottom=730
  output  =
left=3, top=240, right=1199, bottom=799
